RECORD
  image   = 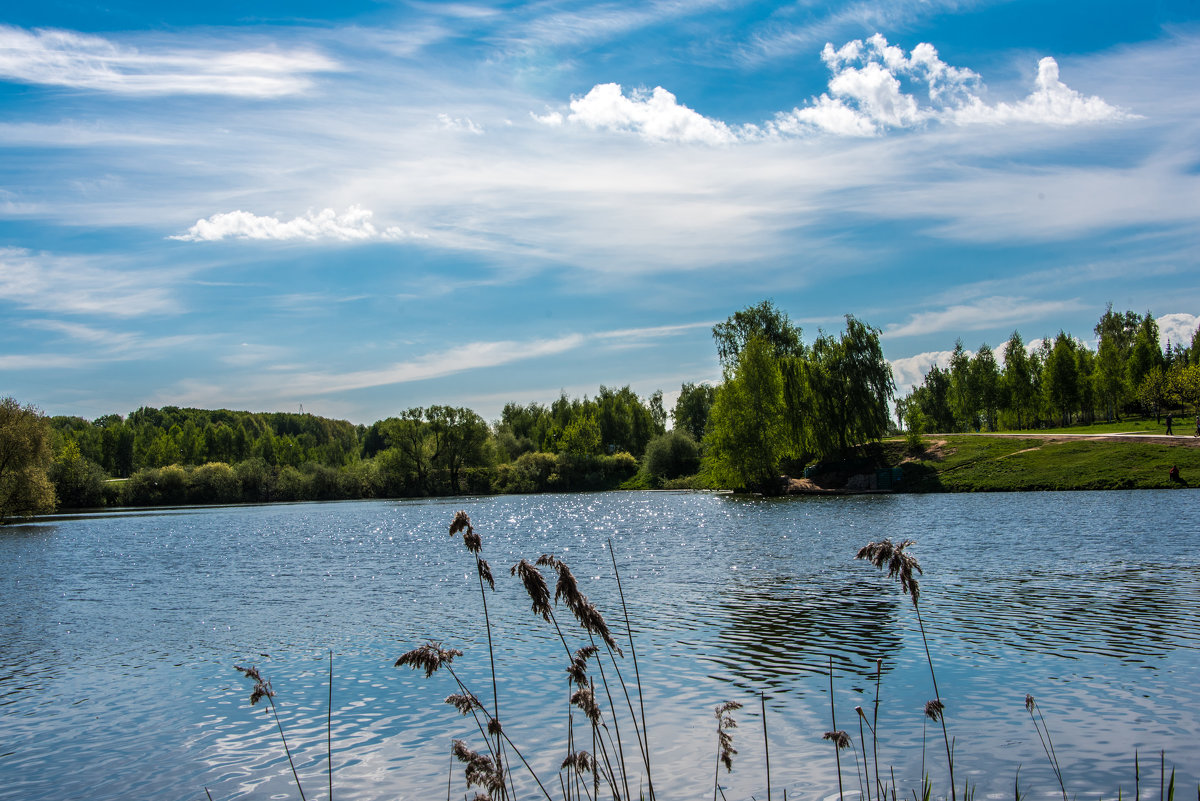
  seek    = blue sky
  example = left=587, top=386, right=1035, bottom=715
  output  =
left=2, top=0, right=1198, bottom=425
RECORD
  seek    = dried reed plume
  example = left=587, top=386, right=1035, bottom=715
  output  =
left=856, top=538, right=922, bottom=606
left=713, top=701, right=742, bottom=801
left=511, top=559, right=552, bottom=621
left=450, top=509, right=482, bottom=554
left=394, top=641, right=463, bottom=677
left=823, top=730, right=852, bottom=750
left=715, top=701, right=742, bottom=771
left=478, top=557, right=496, bottom=591
left=572, top=685, right=602, bottom=725
left=446, top=692, right=484, bottom=715
left=924, top=700, right=944, bottom=722
left=234, top=663, right=274, bottom=706
left=568, top=646, right=600, bottom=687
left=536, top=553, right=620, bottom=652
left=453, top=739, right=505, bottom=796
left=561, top=750, right=595, bottom=774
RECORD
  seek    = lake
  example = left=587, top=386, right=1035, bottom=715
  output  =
left=2, top=490, right=1198, bottom=801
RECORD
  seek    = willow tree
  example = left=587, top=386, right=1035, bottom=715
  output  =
left=0, top=398, right=56, bottom=521
left=804, top=316, right=895, bottom=458
left=704, top=336, right=787, bottom=492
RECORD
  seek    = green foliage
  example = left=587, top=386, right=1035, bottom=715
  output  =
left=188, top=461, right=241, bottom=504
left=561, top=411, right=603, bottom=456
left=0, top=398, right=57, bottom=521
left=643, top=430, right=702, bottom=483
left=712, top=299, right=805, bottom=369
left=48, top=439, right=107, bottom=508
left=672, top=382, right=716, bottom=442
left=804, top=316, right=895, bottom=458
left=1043, top=333, right=1081, bottom=427
left=704, top=336, right=787, bottom=492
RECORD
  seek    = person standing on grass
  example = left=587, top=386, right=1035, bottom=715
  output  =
left=1166, top=413, right=1173, bottom=435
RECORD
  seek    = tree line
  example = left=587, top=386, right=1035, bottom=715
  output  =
left=898, top=305, right=1200, bottom=435
left=37, top=298, right=1197, bottom=517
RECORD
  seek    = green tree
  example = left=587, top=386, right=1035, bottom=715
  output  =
left=712, top=299, right=805, bottom=368
left=427, top=406, right=491, bottom=494
left=947, top=340, right=976, bottom=431
left=672, top=382, right=716, bottom=441
left=969, top=344, right=1001, bottom=431
left=48, top=439, right=107, bottom=509
left=704, top=336, right=787, bottom=492
left=911, top=364, right=955, bottom=433
left=560, top=412, right=603, bottom=456
left=804, top=316, right=895, bottom=457
left=1001, top=331, right=1036, bottom=430
left=1127, top=313, right=1163, bottom=402
left=1136, top=366, right=1170, bottom=422
left=1043, top=333, right=1081, bottom=427
left=1075, top=345, right=1097, bottom=424
left=0, top=398, right=57, bottom=521
left=643, top=430, right=701, bottom=483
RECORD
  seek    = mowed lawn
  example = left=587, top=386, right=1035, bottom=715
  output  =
left=889, top=434, right=1200, bottom=492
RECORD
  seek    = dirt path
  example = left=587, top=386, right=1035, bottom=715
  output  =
left=938, top=432, right=1200, bottom=446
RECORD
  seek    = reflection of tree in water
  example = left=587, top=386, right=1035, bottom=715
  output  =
left=941, top=562, right=1200, bottom=663
left=708, top=576, right=905, bottom=695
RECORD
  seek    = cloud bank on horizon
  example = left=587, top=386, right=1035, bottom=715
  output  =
left=0, top=1, right=1196, bottom=423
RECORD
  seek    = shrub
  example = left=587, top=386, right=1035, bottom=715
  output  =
left=643, top=431, right=701, bottom=481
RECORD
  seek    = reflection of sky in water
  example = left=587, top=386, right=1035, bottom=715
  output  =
left=1, top=491, right=1197, bottom=801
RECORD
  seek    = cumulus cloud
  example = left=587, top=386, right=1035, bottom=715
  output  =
left=1159, top=312, right=1199, bottom=351
left=955, top=57, right=1137, bottom=126
left=551, top=83, right=746, bottom=144
left=172, top=206, right=423, bottom=243
left=889, top=349, right=958, bottom=392
left=541, top=34, right=1135, bottom=143
left=0, top=24, right=338, bottom=97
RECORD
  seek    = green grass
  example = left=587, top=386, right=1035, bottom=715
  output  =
left=888, top=434, right=1200, bottom=492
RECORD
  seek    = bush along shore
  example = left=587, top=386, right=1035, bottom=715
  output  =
left=225, top=512, right=1190, bottom=801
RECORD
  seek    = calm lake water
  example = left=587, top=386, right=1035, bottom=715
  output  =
left=2, top=490, right=1198, bottom=801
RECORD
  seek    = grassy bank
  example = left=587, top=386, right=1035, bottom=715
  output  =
left=887, top=433, right=1200, bottom=492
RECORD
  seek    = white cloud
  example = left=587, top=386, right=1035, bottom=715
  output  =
left=885, top=297, right=1083, bottom=338
left=954, top=57, right=1137, bottom=126
left=0, top=24, right=338, bottom=97
left=438, top=113, right=484, bottom=134
left=172, top=206, right=424, bottom=243
left=545, top=34, right=1134, bottom=143
left=562, top=83, right=744, bottom=145
left=1159, top=312, right=1199, bottom=351
left=0, top=247, right=179, bottom=317
left=889, top=349, right=958, bottom=392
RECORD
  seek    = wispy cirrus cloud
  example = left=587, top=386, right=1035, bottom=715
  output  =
left=0, top=248, right=181, bottom=317
left=0, top=24, right=339, bottom=97
left=884, top=297, right=1086, bottom=339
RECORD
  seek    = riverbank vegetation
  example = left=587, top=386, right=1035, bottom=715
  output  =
left=3, top=302, right=1199, bottom=518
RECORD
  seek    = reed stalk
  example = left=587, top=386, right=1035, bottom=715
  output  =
left=234, top=664, right=308, bottom=801
left=824, top=656, right=850, bottom=801
left=762, top=691, right=772, bottom=801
